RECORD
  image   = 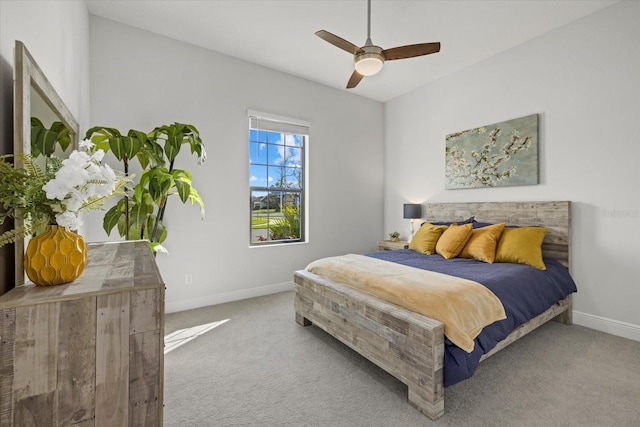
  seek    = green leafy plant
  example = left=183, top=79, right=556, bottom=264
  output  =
left=0, top=154, right=55, bottom=245
left=30, top=118, right=71, bottom=158
left=269, top=204, right=300, bottom=240
left=0, top=146, right=129, bottom=247
left=85, top=122, right=205, bottom=253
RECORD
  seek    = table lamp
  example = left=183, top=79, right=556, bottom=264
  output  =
left=403, top=203, right=422, bottom=241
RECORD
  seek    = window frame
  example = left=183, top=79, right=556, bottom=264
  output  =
left=248, top=110, right=309, bottom=247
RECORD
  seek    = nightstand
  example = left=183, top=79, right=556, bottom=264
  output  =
left=377, top=240, right=409, bottom=251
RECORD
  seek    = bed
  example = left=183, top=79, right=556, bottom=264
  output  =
left=293, top=201, right=575, bottom=420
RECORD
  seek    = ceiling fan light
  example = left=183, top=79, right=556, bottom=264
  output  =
left=355, top=55, right=384, bottom=76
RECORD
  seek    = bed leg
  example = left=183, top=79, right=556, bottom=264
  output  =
left=295, top=312, right=312, bottom=326
left=552, top=295, right=573, bottom=325
left=553, top=309, right=573, bottom=325
left=408, top=385, right=444, bottom=420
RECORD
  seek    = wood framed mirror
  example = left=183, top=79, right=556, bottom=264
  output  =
left=13, top=40, right=79, bottom=285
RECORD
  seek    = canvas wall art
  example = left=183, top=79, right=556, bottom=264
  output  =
left=445, top=114, right=538, bottom=189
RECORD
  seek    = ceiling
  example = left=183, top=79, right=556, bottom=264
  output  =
left=86, top=0, right=618, bottom=103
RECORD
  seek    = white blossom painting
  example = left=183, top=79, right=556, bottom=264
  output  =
left=445, top=114, right=538, bottom=189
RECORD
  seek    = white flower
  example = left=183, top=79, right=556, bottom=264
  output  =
left=43, top=178, right=70, bottom=201
left=65, top=188, right=85, bottom=212
left=42, top=143, right=129, bottom=231
left=101, top=163, right=116, bottom=181
left=79, top=138, right=95, bottom=150
left=91, top=149, right=105, bottom=163
left=55, top=211, right=82, bottom=231
left=65, top=150, right=91, bottom=168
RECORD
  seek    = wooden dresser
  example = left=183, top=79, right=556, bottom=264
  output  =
left=0, top=240, right=165, bottom=426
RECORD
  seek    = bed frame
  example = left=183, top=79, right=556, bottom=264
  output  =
left=294, top=201, right=573, bottom=420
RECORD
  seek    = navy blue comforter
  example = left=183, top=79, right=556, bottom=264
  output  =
left=365, top=250, right=577, bottom=386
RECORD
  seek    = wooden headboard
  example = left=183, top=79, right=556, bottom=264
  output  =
left=426, top=201, right=571, bottom=270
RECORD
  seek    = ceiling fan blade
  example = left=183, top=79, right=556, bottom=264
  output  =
left=315, top=30, right=364, bottom=55
left=383, top=42, right=441, bottom=61
left=346, top=70, right=364, bottom=89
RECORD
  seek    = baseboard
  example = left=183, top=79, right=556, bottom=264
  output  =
left=573, top=310, right=640, bottom=342
left=166, top=281, right=294, bottom=313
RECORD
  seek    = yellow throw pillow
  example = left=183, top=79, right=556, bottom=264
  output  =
left=459, top=223, right=506, bottom=263
left=409, top=222, right=448, bottom=255
left=435, top=223, right=473, bottom=259
left=495, top=227, right=548, bottom=270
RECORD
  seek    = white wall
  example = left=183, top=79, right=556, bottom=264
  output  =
left=88, top=16, right=384, bottom=312
left=384, top=1, right=640, bottom=340
left=0, top=0, right=91, bottom=135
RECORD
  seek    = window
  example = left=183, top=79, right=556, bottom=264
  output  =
left=249, top=111, right=308, bottom=246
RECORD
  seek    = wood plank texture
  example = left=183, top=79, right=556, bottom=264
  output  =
left=57, top=297, right=97, bottom=425
left=294, top=201, right=573, bottom=420
left=0, top=308, right=16, bottom=427
left=14, top=392, right=55, bottom=426
left=95, top=292, right=130, bottom=427
left=130, top=289, right=160, bottom=334
left=0, top=241, right=165, bottom=310
left=0, top=241, right=164, bottom=426
left=129, top=330, right=161, bottom=426
left=12, top=302, right=60, bottom=424
left=427, top=201, right=571, bottom=269
left=294, top=271, right=445, bottom=419
left=13, top=303, right=60, bottom=401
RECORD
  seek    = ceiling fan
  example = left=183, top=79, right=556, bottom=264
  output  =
left=316, top=0, right=441, bottom=89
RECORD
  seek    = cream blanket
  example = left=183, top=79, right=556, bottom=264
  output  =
left=306, top=254, right=506, bottom=353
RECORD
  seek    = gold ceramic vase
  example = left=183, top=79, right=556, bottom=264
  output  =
left=24, top=225, right=87, bottom=286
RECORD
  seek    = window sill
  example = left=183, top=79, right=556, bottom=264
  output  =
left=249, top=240, right=308, bottom=249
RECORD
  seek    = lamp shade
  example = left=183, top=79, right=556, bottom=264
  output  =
left=355, top=55, right=384, bottom=76
left=403, top=204, right=422, bottom=219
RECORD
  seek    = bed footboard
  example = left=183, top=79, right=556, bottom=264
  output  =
left=294, top=270, right=446, bottom=420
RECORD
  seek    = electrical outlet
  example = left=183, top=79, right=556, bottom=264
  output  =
left=185, top=274, right=193, bottom=285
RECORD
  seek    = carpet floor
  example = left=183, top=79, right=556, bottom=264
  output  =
left=164, top=291, right=640, bottom=426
